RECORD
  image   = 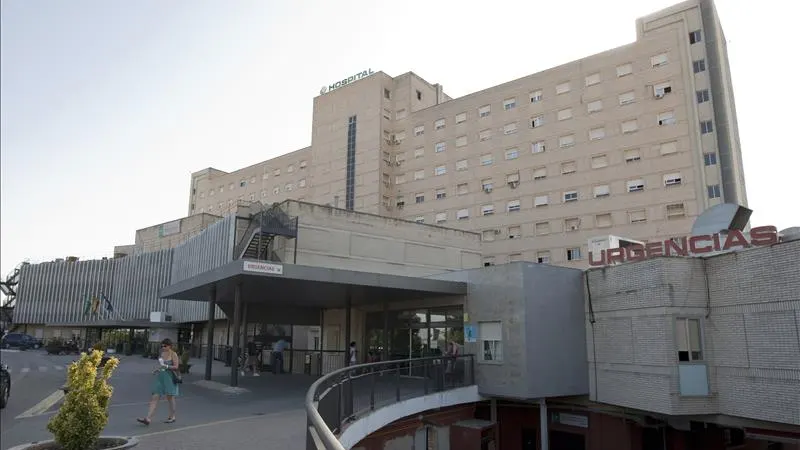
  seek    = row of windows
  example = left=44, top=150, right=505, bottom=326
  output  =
left=482, top=246, right=583, bottom=265
left=194, top=161, right=309, bottom=198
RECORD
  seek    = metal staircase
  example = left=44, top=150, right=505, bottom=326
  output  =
left=1, top=262, right=28, bottom=331
left=234, top=203, right=298, bottom=262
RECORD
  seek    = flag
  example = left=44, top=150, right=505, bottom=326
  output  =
left=91, top=296, right=100, bottom=315
left=103, top=294, right=113, bottom=313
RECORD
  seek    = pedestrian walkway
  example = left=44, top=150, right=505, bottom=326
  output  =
left=1, top=364, right=66, bottom=374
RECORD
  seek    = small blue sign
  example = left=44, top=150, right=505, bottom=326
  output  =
left=464, top=325, right=477, bottom=343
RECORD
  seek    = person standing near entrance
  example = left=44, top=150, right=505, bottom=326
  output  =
left=137, top=339, right=179, bottom=425
left=271, top=338, right=288, bottom=374
left=349, top=341, right=357, bottom=365
left=244, top=340, right=260, bottom=377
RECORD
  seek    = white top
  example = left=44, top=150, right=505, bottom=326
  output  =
left=349, top=347, right=356, bottom=364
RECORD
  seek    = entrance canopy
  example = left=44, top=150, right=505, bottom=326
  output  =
left=159, top=259, right=468, bottom=308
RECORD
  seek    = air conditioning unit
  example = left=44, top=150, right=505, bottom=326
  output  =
left=396, top=203, right=405, bottom=209
left=655, top=92, right=665, bottom=99
left=494, top=229, right=502, bottom=235
left=508, top=181, right=519, bottom=189
left=483, top=187, right=493, bottom=194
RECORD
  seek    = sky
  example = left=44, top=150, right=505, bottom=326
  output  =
left=1, top=0, right=797, bottom=279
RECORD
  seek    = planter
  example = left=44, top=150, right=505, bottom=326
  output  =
left=7, top=436, right=139, bottom=450
left=178, top=363, right=192, bottom=374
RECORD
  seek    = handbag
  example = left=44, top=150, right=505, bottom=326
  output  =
left=169, top=369, right=183, bottom=384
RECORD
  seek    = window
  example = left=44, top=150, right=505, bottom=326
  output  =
left=299, top=178, right=307, bottom=188
left=530, top=115, right=544, bottom=128
left=596, top=213, right=612, bottom=228
left=483, top=257, right=495, bottom=267
left=299, top=160, right=307, bottom=168
left=479, top=129, right=492, bottom=141
left=563, top=191, right=578, bottom=202
left=707, top=184, right=721, bottom=199
left=415, top=193, right=425, bottom=203
left=478, top=105, right=491, bottom=118
left=436, top=188, right=447, bottom=199
left=479, top=321, right=503, bottom=362
left=591, top=155, right=608, bottom=169
left=696, top=89, right=710, bottom=104
left=456, top=135, right=468, bottom=147
left=561, top=161, right=576, bottom=174
left=248, top=193, right=255, bottom=201
left=508, top=226, right=521, bottom=239
left=651, top=53, right=669, bottom=67
left=534, top=195, right=549, bottom=207
left=457, top=183, right=469, bottom=195
left=585, top=72, right=601, bottom=86
left=507, top=200, right=521, bottom=212
left=396, top=196, right=405, bottom=208
left=384, top=88, right=391, bottom=99
left=506, top=172, right=520, bottom=185
left=229, top=183, right=235, bottom=190
left=689, top=30, right=702, bottom=44
left=434, top=165, right=446, bottom=176
left=530, top=90, right=543, bottom=103
left=535, top=222, right=550, bottom=235
left=627, top=179, right=645, bottom=192
left=616, top=63, right=633, bottom=77
left=505, top=148, right=519, bottom=160
left=621, top=119, right=638, bottom=134
left=664, top=172, right=683, bottom=186
left=273, top=186, right=280, bottom=195
left=619, top=91, right=635, bottom=105
left=456, top=159, right=468, bottom=171
left=587, top=100, right=603, bottom=113
left=676, top=318, right=703, bottom=362
left=503, top=122, right=518, bottom=135
left=564, top=217, right=581, bottom=231
left=414, top=125, right=425, bottom=136
left=703, top=152, right=717, bottom=166
left=481, top=204, right=495, bottom=216
left=660, top=141, right=678, bottom=156
left=415, top=216, right=425, bottom=223
left=657, top=111, right=676, bottom=126
left=435, top=212, right=447, bottom=223
left=434, top=118, right=446, bottom=130
left=509, top=253, right=522, bottom=263
left=536, top=251, right=550, bottom=264
left=395, top=131, right=406, bottom=142
left=416, top=90, right=422, bottom=101
left=624, top=148, right=641, bottom=163
left=480, top=154, right=494, bottom=166
left=700, top=120, right=714, bottom=134
left=532, top=141, right=546, bottom=154
left=559, top=134, right=575, bottom=148
left=250, top=176, right=257, bottom=183
left=481, top=179, right=493, bottom=192
left=482, top=230, right=496, bottom=242
left=414, top=170, right=425, bottom=180
left=455, top=112, right=467, bottom=124
left=557, top=108, right=573, bottom=122
left=435, top=141, right=446, bottom=153
left=395, top=174, right=406, bottom=185
left=413, top=148, right=425, bottom=160
left=629, top=209, right=647, bottom=223
left=653, top=82, right=672, bottom=98
left=593, top=184, right=610, bottom=198
left=666, top=203, right=686, bottom=218
left=261, top=190, right=267, bottom=198
left=693, top=59, right=706, bottom=73
left=566, top=247, right=582, bottom=261
left=239, top=180, right=247, bottom=187
left=532, top=167, right=547, bottom=180
left=456, top=208, right=469, bottom=220
left=556, top=81, right=571, bottom=95
left=588, top=128, right=605, bottom=141
left=396, top=109, right=407, bottom=120
left=503, top=98, right=517, bottom=110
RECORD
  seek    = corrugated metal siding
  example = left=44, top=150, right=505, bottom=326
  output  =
left=170, top=214, right=236, bottom=284
left=110, top=249, right=172, bottom=320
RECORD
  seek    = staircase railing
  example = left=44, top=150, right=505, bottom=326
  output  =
left=306, top=354, right=475, bottom=450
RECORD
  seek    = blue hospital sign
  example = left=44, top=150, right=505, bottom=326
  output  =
left=464, top=325, right=477, bottom=343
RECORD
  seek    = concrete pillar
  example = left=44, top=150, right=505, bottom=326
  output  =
left=230, top=282, right=242, bottom=387
left=382, top=300, right=389, bottom=361
left=345, top=288, right=352, bottom=367
left=204, top=285, right=216, bottom=381
left=540, top=398, right=549, bottom=450
left=318, top=308, right=325, bottom=376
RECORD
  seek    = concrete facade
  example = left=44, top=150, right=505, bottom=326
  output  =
left=187, top=0, right=746, bottom=270
left=586, top=240, right=800, bottom=426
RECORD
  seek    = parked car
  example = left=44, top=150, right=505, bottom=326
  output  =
left=0, top=363, right=10, bottom=409
left=1, top=333, right=41, bottom=350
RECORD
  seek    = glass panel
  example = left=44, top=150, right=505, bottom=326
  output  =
left=688, top=319, right=703, bottom=361
left=429, top=306, right=463, bottom=323
left=395, top=309, right=428, bottom=326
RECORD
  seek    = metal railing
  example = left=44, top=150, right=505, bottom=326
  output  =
left=306, top=354, right=475, bottom=450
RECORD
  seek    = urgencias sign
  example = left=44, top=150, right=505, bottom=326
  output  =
left=588, top=225, right=779, bottom=266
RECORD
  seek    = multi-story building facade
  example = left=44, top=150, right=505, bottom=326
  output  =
left=188, top=0, right=747, bottom=269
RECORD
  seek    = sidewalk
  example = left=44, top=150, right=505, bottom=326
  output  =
left=133, top=407, right=307, bottom=450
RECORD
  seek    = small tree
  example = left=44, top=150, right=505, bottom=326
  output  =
left=47, top=350, right=119, bottom=450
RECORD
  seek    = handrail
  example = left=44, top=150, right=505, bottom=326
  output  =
left=305, top=354, right=475, bottom=450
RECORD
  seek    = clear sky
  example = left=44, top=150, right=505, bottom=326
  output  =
left=1, top=0, right=797, bottom=279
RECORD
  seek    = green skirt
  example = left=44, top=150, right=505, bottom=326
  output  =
left=151, top=369, right=179, bottom=397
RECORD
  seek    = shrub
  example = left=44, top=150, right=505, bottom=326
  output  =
left=92, top=342, right=104, bottom=352
left=47, top=350, right=119, bottom=450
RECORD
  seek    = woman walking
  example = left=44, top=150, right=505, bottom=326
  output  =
left=137, top=338, right=180, bottom=425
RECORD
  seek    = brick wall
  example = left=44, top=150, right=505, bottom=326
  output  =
left=586, top=240, right=800, bottom=425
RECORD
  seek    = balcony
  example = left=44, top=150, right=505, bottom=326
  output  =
left=306, top=355, right=479, bottom=450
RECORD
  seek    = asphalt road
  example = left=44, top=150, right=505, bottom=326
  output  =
left=0, top=350, right=310, bottom=449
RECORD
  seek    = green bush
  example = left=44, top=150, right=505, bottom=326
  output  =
left=47, top=350, right=119, bottom=450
